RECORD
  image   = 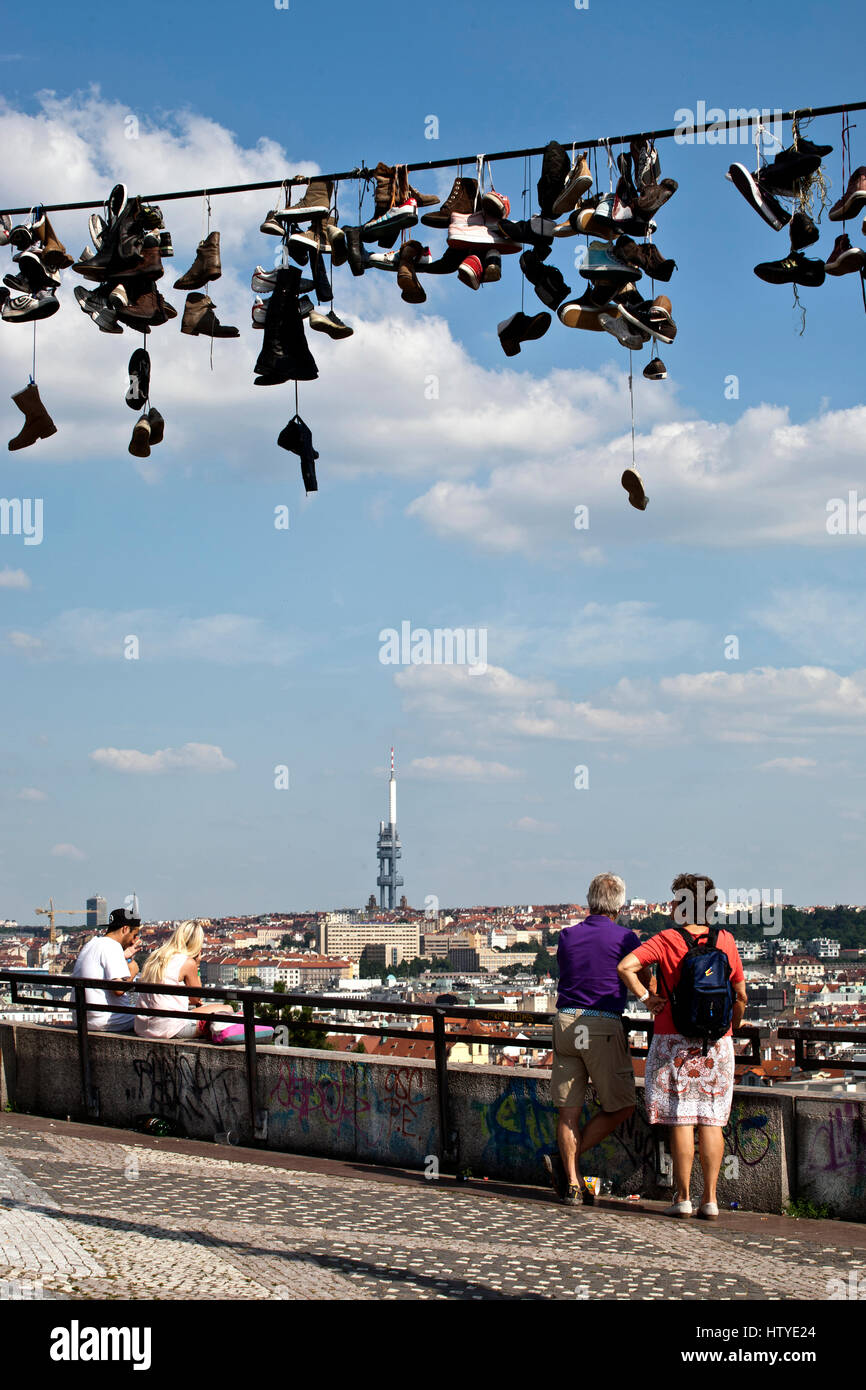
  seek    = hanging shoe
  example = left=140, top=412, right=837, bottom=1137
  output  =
left=497, top=310, right=551, bottom=357
left=613, top=235, right=676, bottom=282
left=519, top=250, right=570, bottom=309
left=580, top=240, right=636, bottom=283
left=147, top=407, right=165, bottom=446
left=126, top=349, right=151, bottom=410
left=173, top=230, right=222, bottom=290
left=74, top=285, right=123, bottom=333
left=789, top=210, right=820, bottom=250
left=407, top=180, right=439, bottom=210
left=308, top=308, right=353, bottom=338
left=753, top=251, right=826, bottom=287
left=25, top=212, right=73, bottom=271
left=552, top=152, right=592, bottom=217
left=396, top=240, right=428, bottom=303
left=457, top=253, right=484, bottom=291
left=9, top=250, right=61, bottom=292
left=598, top=307, right=651, bottom=349
left=498, top=215, right=556, bottom=257
left=260, top=208, right=286, bottom=236
left=128, top=413, right=151, bottom=459
left=634, top=177, right=678, bottom=216
left=0, top=214, right=11, bottom=248
left=630, top=137, right=661, bottom=191
left=824, top=233, right=866, bottom=276
left=288, top=225, right=319, bottom=260
left=345, top=225, right=366, bottom=277
left=480, top=189, right=511, bottom=220
left=1, top=288, right=59, bottom=323
left=361, top=195, right=418, bottom=242
left=726, top=163, right=791, bottom=230
left=537, top=141, right=570, bottom=217
left=420, top=177, right=478, bottom=228
left=482, top=249, right=501, bottom=283
left=322, top=218, right=348, bottom=267
left=8, top=382, right=57, bottom=451
left=829, top=167, right=866, bottom=222
left=643, top=356, right=668, bottom=381
left=89, top=213, right=106, bottom=250
left=565, top=192, right=620, bottom=239
left=617, top=294, right=677, bottom=344
left=276, top=178, right=333, bottom=223
left=557, top=298, right=610, bottom=331
left=181, top=292, right=240, bottom=337
left=621, top=468, right=649, bottom=510
left=254, top=266, right=318, bottom=384
left=277, top=414, right=319, bottom=493
left=761, top=144, right=827, bottom=198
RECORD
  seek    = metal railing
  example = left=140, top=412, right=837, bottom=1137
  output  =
left=777, top=1026, right=866, bottom=1073
left=0, top=969, right=769, bottom=1161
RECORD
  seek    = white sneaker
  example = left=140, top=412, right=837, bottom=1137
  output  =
left=698, top=1202, right=719, bottom=1221
left=664, top=1199, right=693, bottom=1218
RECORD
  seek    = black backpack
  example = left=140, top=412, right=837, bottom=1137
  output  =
left=664, top=926, right=734, bottom=1053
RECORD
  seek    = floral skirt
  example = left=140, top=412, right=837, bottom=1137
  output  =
left=645, top=1033, right=735, bottom=1126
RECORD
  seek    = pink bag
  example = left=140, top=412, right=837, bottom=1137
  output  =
left=209, top=1018, right=274, bottom=1045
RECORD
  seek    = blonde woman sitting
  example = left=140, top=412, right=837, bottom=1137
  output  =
left=134, top=921, right=227, bottom=1040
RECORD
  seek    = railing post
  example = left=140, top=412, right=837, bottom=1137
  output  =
left=73, top=982, right=98, bottom=1120
left=431, top=1008, right=455, bottom=1169
left=242, top=997, right=261, bottom=1146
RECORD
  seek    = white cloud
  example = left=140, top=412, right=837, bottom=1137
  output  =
left=0, top=569, right=30, bottom=589
left=90, top=743, right=237, bottom=774
left=17, top=788, right=47, bottom=802
left=8, top=631, right=43, bottom=649
left=51, top=843, right=85, bottom=860
left=408, top=754, right=521, bottom=782
left=395, top=660, right=866, bottom=749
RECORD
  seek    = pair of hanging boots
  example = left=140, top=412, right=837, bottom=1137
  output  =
left=254, top=266, right=318, bottom=384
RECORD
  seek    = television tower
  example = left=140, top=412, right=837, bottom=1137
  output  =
left=376, top=747, right=404, bottom=910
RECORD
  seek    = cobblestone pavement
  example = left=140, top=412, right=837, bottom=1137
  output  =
left=0, top=1118, right=864, bottom=1301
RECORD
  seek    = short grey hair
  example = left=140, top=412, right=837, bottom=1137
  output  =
left=587, top=873, right=626, bottom=917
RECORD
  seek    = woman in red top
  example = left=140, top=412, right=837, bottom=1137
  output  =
left=618, top=873, right=748, bottom=1221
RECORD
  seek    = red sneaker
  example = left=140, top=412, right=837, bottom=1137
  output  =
left=458, top=253, right=484, bottom=290
left=481, top=190, right=511, bottom=220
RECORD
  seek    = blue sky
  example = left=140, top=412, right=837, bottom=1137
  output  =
left=1, top=0, right=866, bottom=922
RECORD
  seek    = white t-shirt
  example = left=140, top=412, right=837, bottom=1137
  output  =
left=72, top=935, right=134, bottom=1030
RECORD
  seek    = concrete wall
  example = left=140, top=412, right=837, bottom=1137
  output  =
left=1, top=1022, right=862, bottom=1221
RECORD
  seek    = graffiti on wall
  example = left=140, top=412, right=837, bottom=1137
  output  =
left=802, top=1102, right=866, bottom=1199
left=267, top=1058, right=436, bottom=1161
left=127, top=1050, right=246, bottom=1135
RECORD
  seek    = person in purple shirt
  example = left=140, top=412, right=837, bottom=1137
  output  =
left=544, top=873, right=652, bottom=1206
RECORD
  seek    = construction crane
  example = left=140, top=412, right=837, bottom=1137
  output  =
left=35, top=898, right=86, bottom=974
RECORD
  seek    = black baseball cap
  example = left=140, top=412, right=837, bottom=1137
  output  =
left=109, top=907, right=141, bottom=929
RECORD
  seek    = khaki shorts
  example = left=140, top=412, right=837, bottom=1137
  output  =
left=551, top=1011, right=636, bottom=1112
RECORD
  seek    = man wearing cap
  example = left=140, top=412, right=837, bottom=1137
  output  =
left=71, top=908, right=141, bottom=1033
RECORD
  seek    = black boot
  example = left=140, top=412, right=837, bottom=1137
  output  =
left=254, top=267, right=318, bottom=385
left=537, top=141, right=570, bottom=217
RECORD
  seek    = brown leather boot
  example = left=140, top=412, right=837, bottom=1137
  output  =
left=8, top=382, right=57, bottom=451
left=173, top=230, right=222, bottom=289
left=408, top=181, right=439, bottom=208
left=181, top=292, right=239, bottom=337
left=30, top=213, right=73, bottom=271
left=396, top=240, right=427, bottom=304
left=420, top=177, right=478, bottom=227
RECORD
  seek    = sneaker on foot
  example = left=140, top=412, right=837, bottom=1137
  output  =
left=697, top=1202, right=719, bottom=1221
